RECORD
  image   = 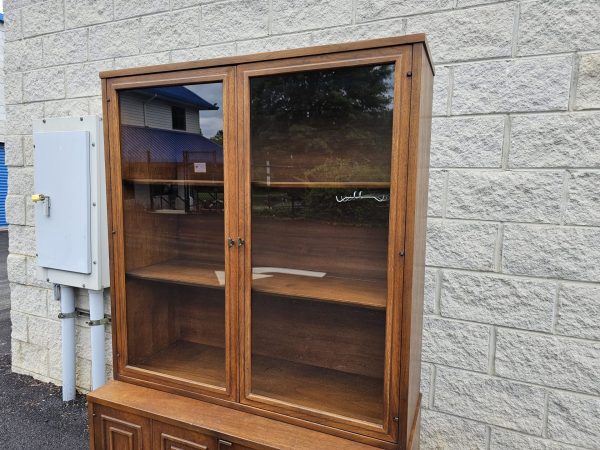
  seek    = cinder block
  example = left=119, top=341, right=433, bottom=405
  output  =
left=406, top=3, right=514, bottom=64
left=4, top=135, right=24, bottom=167
left=89, top=19, right=141, bottom=60
left=22, top=0, right=64, bottom=38
left=238, top=33, right=312, bottom=55
left=8, top=225, right=37, bottom=257
left=426, top=219, right=498, bottom=271
left=518, top=0, right=600, bottom=56
left=440, top=271, right=555, bottom=331
left=171, top=44, right=236, bottom=64
left=4, top=37, right=43, bottom=73
left=42, top=29, right=88, bottom=66
left=452, top=56, right=572, bottom=114
left=576, top=53, right=600, bottom=110
left=503, top=225, right=600, bottom=282
left=22, top=67, right=66, bottom=102
left=421, top=409, right=487, bottom=450
left=65, top=0, right=113, bottom=29
left=7, top=166, right=33, bottom=196
left=114, top=0, right=169, bottom=20
left=356, top=0, right=453, bottom=22
left=310, top=19, right=404, bottom=46
left=422, top=316, right=490, bottom=372
left=547, top=392, right=600, bottom=448
left=139, top=8, right=200, bottom=53
left=199, top=0, right=268, bottom=45
left=427, top=170, right=446, bottom=217
left=510, top=113, right=600, bottom=168
left=7, top=253, right=27, bottom=284
left=496, top=328, right=600, bottom=395
left=556, top=283, right=600, bottom=340
left=271, top=0, right=352, bottom=34
left=446, top=171, right=563, bottom=223
left=565, top=171, right=600, bottom=226
left=5, top=194, right=26, bottom=225
left=12, top=339, right=50, bottom=376
left=65, top=60, right=114, bottom=98
left=10, top=283, right=49, bottom=316
left=431, top=116, right=504, bottom=168
left=434, top=367, right=546, bottom=433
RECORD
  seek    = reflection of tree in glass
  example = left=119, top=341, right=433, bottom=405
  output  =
left=250, top=64, right=395, bottom=182
left=210, top=130, right=224, bottom=146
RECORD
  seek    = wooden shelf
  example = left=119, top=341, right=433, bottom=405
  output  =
left=126, top=259, right=386, bottom=309
left=127, top=260, right=224, bottom=289
left=252, top=181, right=390, bottom=189
left=124, top=178, right=224, bottom=187
left=132, top=340, right=382, bottom=425
left=252, top=272, right=386, bottom=309
left=134, top=340, right=225, bottom=387
left=252, top=354, right=383, bottom=424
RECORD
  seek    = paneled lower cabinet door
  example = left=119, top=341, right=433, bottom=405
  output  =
left=93, top=405, right=151, bottom=450
left=153, top=422, right=218, bottom=450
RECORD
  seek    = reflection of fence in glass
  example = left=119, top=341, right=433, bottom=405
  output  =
left=120, top=125, right=223, bottom=181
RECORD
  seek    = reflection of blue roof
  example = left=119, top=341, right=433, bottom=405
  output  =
left=130, top=86, right=218, bottom=110
left=121, top=125, right=223, bottom=163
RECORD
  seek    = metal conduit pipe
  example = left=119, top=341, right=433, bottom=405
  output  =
left=88, top=289, right=106, bottom=390
left=59, top=285, right=76, bottom=402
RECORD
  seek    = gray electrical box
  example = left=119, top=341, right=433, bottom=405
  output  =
left=32, top=116, right=109, bottom=290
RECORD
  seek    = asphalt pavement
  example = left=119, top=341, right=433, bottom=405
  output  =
left=0, top=230, right=90, bottom=449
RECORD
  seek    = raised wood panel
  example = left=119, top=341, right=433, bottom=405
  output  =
left=154, top=422, right=217, bottom=450
left=162, top=434, right=208, bottom=450
left=93, top=405, right=151, bottom=450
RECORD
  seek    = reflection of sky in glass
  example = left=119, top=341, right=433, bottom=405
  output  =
left=186, top=83, right=223, bottom=139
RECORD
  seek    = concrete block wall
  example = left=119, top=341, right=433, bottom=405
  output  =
left=4, top=0, right=600, bottom=448
left=0, top=19, right=6, bottom=142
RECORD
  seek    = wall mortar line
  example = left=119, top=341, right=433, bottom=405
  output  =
left=488, top=326, right=497, bottom=375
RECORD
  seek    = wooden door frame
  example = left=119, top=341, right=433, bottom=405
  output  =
left=235, top=45, right=413, bottom=443
left=102, top=66, right=240, bottom=403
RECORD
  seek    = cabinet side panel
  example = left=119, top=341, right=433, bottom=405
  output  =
left=401, top=43, right=433, bottom=448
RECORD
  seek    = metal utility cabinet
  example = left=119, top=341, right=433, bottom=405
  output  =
left=32, top=116, right=109, bottom=290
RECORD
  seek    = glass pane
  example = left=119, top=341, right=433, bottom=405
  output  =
left=119, top=82, right=227, bottom=388
left=249, top=64, right=395, bottom=424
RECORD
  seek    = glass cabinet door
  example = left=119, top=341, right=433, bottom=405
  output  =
left=242, top=59, right=402, bottom=433
left=116, top=73, right=235, bottom=396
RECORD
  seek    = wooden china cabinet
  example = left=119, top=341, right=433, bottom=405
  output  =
left=88, top=34, right=433, bottom=450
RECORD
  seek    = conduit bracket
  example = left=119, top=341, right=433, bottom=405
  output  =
left=58, top=312, right=77, bottom=319
left=87, top=317, right=111, bottom=327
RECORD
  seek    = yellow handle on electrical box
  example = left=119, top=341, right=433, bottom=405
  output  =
left=31, top=194, right=46, bottom=202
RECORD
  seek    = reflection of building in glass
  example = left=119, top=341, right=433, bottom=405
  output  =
left=120, top=86, right=224, bottom=213
left=120, top=86, right=223, bottom=180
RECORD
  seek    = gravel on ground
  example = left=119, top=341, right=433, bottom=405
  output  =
left=0, top=231, right=90, bottom=449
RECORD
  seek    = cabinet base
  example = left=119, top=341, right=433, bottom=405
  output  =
left=88, top=381, right=420, bottom=449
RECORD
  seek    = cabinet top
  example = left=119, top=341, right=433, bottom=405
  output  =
left=99, top=33, right=433, bottom=80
